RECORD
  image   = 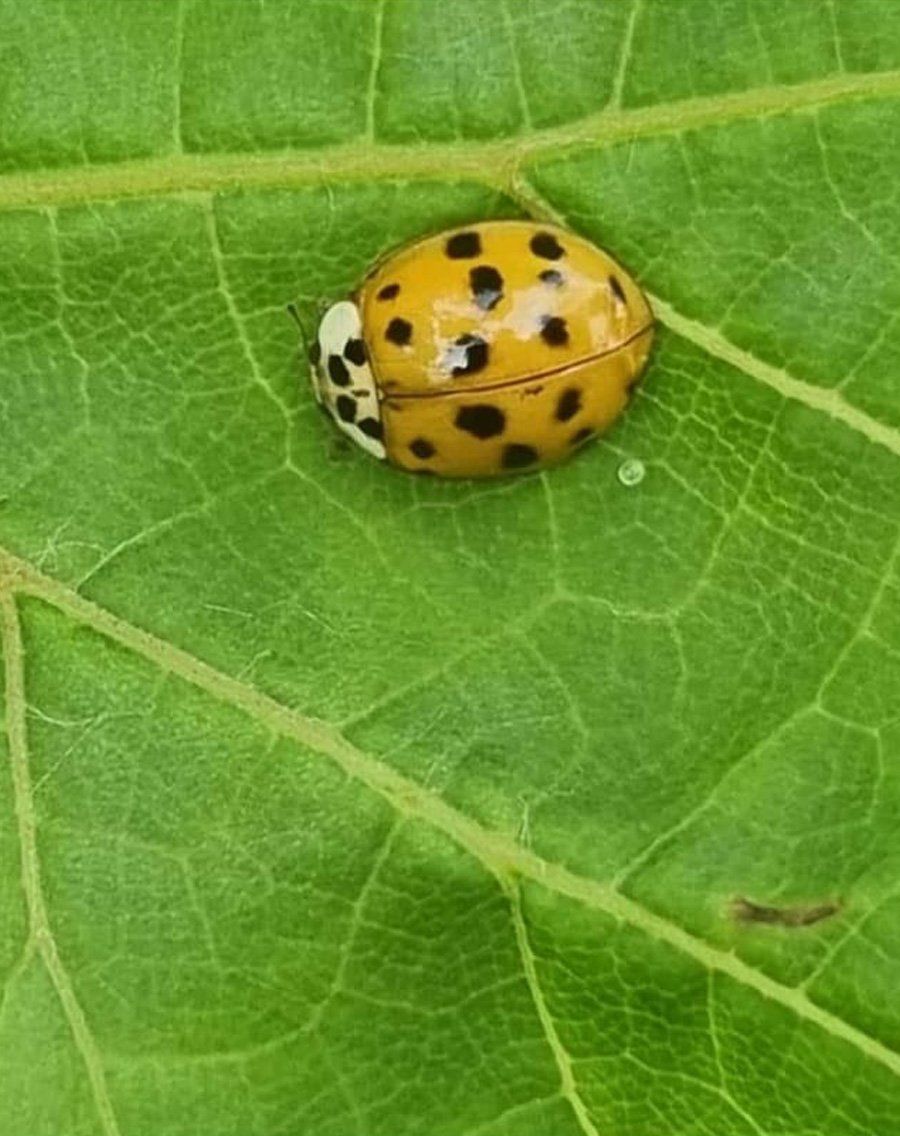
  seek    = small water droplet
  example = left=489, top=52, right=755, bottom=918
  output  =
left=617, top=458, right=645, bottom=487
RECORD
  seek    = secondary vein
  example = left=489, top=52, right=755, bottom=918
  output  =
left=506, top=880, right=600, bottom=1136
left=650, top=295, right=900, bottom=458
left=0, top=590, right=122, bottom=1136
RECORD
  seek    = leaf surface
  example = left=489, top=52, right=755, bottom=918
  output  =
left=1, top=2, right=900, bottom=1134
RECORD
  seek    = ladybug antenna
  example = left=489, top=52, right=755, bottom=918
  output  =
left=286, top=301, right=313, bottom=358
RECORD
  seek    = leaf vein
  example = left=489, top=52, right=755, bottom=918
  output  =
left=609, top=0, right=642, bottom=111
left=506, top=880, right=599, bottom=1136
left=649, top=294, right=900, bottom=458
left=499, top=0, right=533, bottom=132
left=3, top=549, right=899, bottom=1078
left=0, top=591, right=121, bottom=1136
left=1, top=71, right=898, bottom=212
left=364, top=0, right=387, bottom=143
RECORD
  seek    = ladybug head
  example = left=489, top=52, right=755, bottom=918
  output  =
left=311, top=302, right=385, bottom=460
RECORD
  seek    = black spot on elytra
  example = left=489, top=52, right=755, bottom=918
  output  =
left=386, top=317, right=413, bottom=346
left=410, top=438, right=436, bottom=459
left=530, top=231, right=565, bottom=260
left=540, top=316, right=569, bottom=346
left=377, top=282, right=400, bottom=301
left=455, top=404, right=505, bottom=439
left=328, top=354, right=351, bottom=387
left=344, top=337, right=367, bottom=366
left=358, top=417, right=383, bottom=440
left=469, top=265, right=504, bottom=311
left=449, top=333, right=489, bottom=376
left=335, top=394, right=356, bottom=422
left=502, top=443, right=540, bottom=470
left=609, top=275, right=627, bottom=304
left=570, top=427, right=595, bottom=446
left=445, top=231, right=482, bottom=259
left=308, top=340, right=322, bottom=365
left=539, top=269, right=564, bottom=287
left=555, top=387, right=582, bottom=422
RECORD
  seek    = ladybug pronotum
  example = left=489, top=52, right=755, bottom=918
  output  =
left=306, top=221, right=654, bottom=478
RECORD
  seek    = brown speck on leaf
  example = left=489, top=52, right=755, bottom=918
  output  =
left=731, top=897, right=841, bottom=928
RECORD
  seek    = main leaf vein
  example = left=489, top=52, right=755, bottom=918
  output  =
left=0, top=70, right=898, bottom=213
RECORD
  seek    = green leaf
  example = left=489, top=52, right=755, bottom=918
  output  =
left=1, top=1, right=899, bottom=1133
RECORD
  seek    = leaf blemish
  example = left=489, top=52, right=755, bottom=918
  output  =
left=731, top=896, right=841, bottom=928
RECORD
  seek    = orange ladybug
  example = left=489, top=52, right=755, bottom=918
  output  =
left=305, top=221, right=653, bottom=478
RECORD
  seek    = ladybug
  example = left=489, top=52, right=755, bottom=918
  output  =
left=304, top=221, right=653, bottom=478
